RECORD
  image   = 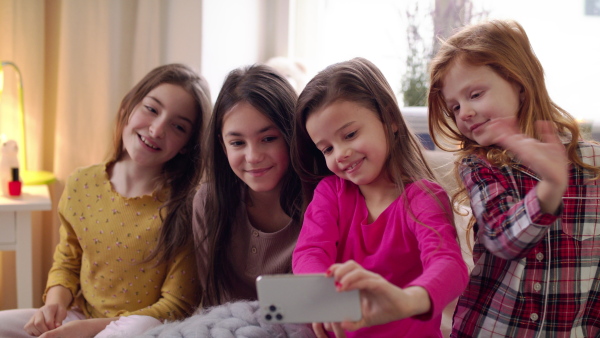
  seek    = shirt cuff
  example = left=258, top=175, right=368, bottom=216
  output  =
left=524, top=187, right=561, bottom=226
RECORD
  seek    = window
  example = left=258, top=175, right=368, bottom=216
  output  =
left=290, top=0, right=600, bottom=125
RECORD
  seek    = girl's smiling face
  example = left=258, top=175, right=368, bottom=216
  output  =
left=306, top=100, right=390, bottom=188
left=122, top=83, right=197, bottom=169
left=441, top=61, right=522, bottom=146
left=221, top=101, right=290, bottom=193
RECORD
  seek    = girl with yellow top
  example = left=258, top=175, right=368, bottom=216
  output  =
left=0, top=63, right=212, bottom=337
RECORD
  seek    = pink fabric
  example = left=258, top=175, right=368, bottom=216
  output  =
left=293, top=176, right=468, bottom=338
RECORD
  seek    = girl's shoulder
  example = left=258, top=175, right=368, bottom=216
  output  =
left=65, top=162, right=110, bottom=186
left=460, top=153, right=490, bottom=167
left=457, top=153, right=504, bottom=178
left=408, top=178, right=444, bottom=192
left=404, top=179, right=448, bottom=202
left=577, top=140, right=600, bottom=166
left=194, top=183, right=208, bottom=203
left=315, top=175, right=358, bottom=194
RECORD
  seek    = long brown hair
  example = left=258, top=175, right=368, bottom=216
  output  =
left=108, top=63, right=212, bottom=264
left=292, top=57, right=437, bottom=207
left=200, top=64, right=302, bottom=306
left=428, top=19, right=600, bottom=208
left=291, top=57, right=455, bottom=255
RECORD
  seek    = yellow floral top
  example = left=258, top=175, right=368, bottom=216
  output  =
left=44, top=162, right=198, bottom=320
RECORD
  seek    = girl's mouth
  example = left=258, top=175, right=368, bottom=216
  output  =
left=139, top=135, right=160, bottom=150
left=246, top=167, right=272, bottom=177
left=470, top=121, right=488, bottom=132
left=345, top=158, right=364, bottom=173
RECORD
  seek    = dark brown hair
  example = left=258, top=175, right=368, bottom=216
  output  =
left=199, top=64, right=301, bottom=306
left=291, top=57, right=455, bottom=258
left=292, top=57, right=437, bottom=206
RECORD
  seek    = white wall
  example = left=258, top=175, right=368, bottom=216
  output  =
left=289, top=0, right=600, bottom=121
left=200, top=0, right=268, bottom=101
left=164, top=0, right=204, bottom=71
left=488, top=0, right=600, bottom=121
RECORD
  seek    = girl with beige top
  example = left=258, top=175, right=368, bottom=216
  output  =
left=194, top=64, right=303, bottom=307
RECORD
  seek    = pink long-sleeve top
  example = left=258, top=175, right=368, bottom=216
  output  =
left=293, top=175, right=468, bottom=337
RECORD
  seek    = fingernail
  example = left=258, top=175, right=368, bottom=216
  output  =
left=325, top=269, right=332, bottom=277
left=335, top=281, right=342, bottom=290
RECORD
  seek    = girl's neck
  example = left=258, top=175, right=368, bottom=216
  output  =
left=109, top=157, right=162, bottom=198
left=358, top=174, right=401, bottom=223
left=246, top=187, right=290, bottom=233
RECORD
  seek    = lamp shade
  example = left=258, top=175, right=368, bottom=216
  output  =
left=0, top=61, right=56, bottom=185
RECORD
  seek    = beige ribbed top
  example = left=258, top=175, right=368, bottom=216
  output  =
left=192, top=184, right=300, bottom=307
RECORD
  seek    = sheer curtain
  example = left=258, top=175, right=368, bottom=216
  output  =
left=0, top=0, right=203, bottom=309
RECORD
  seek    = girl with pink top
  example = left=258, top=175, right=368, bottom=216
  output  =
left=291, top=57, right=468, bottom=337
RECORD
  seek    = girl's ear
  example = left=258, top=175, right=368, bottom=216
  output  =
left=391, top=123, right=399, bottom=134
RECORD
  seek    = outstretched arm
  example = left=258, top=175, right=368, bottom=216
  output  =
left=312, top=260, right=435, bottom=338
left=323, top=260, right=431, bottom=333
left=488, top=118, right=568, bottom=214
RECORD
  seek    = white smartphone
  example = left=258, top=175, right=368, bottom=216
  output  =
left=256, top=274, right=362, bottom=324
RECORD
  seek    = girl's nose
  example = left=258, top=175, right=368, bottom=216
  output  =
left=149, top=118, right=166, bottom=138
left=458, top=105, right=475, bottom=121
left=246, top=144, right=264, bottom=164
left=336, top=147, right=351, bottom=163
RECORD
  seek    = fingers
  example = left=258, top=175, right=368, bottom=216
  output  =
left=54, top=307, right=67, bottom=328
left=330, top=260, right=361, bottom=277
left=535, top=120, right=562, bottom=146
left=313, top=322, right=328, bottom=338
left=24, top=305, right=66, bottom=336
left=486, top=117, right=522, bottom=149
left=328, top=260, right=386, bottom=294
left=25, top=311, right=50, bottom=336
left=341, top=319, right=365, bottom=332
left=313, top=322, right=348, bottom=338
left=42, top=306, right=62, bottom=330
left=331, top=322, right=347, bottom=338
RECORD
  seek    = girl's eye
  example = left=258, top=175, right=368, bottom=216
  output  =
left=229, top=140, right=245, bottom=147
left=345, top=131, right=357, bottom=139
left=471, top=92, right=481, bottom=99
left=173, top=124, right=186, bottom=133
left=452, top=105, right=460, bottom=114
left=322, top=146, right=333, bottom=155
left=145, top=105, right=157, bottom=114
left=263, top=136, right=277, bottom=143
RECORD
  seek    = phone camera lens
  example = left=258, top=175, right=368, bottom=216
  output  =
left=269, top=305, right=277, bottom=312
left=276, top=314, right=283, bottom=320
left=265, top=314, right=272, bottom=321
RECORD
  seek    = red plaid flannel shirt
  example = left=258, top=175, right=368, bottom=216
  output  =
left=451, top=141, right=600, bottom=338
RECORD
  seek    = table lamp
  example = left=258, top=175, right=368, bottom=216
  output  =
left=0, top=61, right=56, bottom=185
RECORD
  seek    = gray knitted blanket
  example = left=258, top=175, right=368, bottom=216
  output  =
left=136, top=301, right=316, bottom=338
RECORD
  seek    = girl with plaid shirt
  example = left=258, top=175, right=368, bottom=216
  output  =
left=428, top=20, right=600, bottom=337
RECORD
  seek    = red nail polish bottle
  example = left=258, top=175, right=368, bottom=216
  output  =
left=8, top=167, right=22, bottom=197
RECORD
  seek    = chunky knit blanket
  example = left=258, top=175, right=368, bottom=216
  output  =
left=136, top=300, right=315, bottom=338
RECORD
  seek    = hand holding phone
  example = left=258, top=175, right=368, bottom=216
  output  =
left=256, top=274, right=362, bottom=324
